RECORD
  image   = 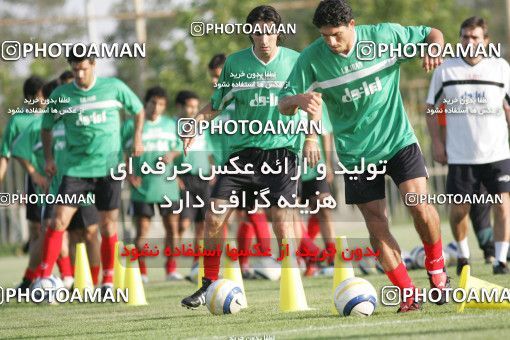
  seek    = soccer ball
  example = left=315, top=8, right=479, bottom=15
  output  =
left=31, top=275, right=64, bottom=303
left=401, top=250, right=414, bottom=269
left=410, top=245, right=450, bottom=269
left=205, top=279, right=247, bottom=315
left=358, top=258, right=378, bottom=275
left=444, top=242, right=458, bottom=266
left=253, top=257, right=281, bottom=281
left=410, top=246, right=425, bottom=269
left=334, top=277, right=377, bottom=317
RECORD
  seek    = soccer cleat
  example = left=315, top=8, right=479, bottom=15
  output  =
left=101, top=283, right=113, bottom=296
left=304, top=262, right=319, bottom=277
left=166, top=271, right=184, bottom=281
left=493, top=261, right=510, bottom=274
left=185, top=261, right=199, bottom=283
left=456, top=257, right=469, bottom=276
left=63, top=276, right=74, bottom=290
left=428, top=269, right=451, bottom=305
left=141, top=274, right=149, bottom=284
left=241, top=268, right=258, bottom=280
left=181, top=277, right=212, bottom=309
left=397, top=299, right=422, bottom=313
left=483, top=245, right=495, bottom=264
left=15, top=277, right=33, bottom=292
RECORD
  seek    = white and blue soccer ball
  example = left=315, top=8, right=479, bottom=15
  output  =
left=444, top=242, right=458, bottom=266
left=205, top=279, right=247, bottom=315
left=31, top=275, right=64, bottom=303
left=410, top=246, right=426, bottom=269
left=410, top=245, right=450, bottom=269
left=334, top=277, right=377, bottom=317
left=401, top=250, right=414, bottom=269
left=358, top=258, right=384, bottom=275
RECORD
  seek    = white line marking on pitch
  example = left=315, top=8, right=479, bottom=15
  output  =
left=193, top=313, right=496, bottom=340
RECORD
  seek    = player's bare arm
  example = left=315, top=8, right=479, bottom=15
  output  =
left=14, top=157, right=49, bottom=192
left=41, top=128, right=56, bottom=177
left=0, top=156, right=7, bottom=183
left=423, top=28, right=444, bottom=72
left=425, top=104, right=447, bottom=165
left=132, top=108, right=145, bottom=157
left=182, top=103, right=219, bottom=155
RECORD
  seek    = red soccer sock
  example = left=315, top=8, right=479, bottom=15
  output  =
left=100, top=234, right=118, bottom=284
left=249, top=212, right=271, bottom=253
left=299, top=230, right=321, bottom=262
left=23, top=268, right=36, bottom=281
left=203, top=245, right=221, bottom=281
left=139, top=259, right=147, bottom=276
left=57, top=256, right=73, bottom=278
left=324, top=241, right=336, bottom=265
left=237, top=222, right=255, bottom=269
left=423, top=238, right=445, bottom=274
left=307, top=216, right=321, bottom=241
left=70, top=265, right=75, bottom=276
left=385, top=262, right=415, bottom=301
left=166, top=257, right=177, bottom=274
left=91, top=265, right=100, bottom=285
left=39, top=228, right=64, bottom=278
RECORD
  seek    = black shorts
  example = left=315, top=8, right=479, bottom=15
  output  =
left=344, top=143, right=428, bottom=204
left=180, top=174, right=210, bottom=223
left=447, top=159, right=510, bottom=196
left=58, top=175, right=121, bottom=211
left=298, top=177, right=331, bottom=201
left=25, top=175, right=42, bottom=223
left=42, top=204, right=99, bottom=230
left=129, top=200, right=179, bottom=218
left=211, top=148, right=298, bottom=208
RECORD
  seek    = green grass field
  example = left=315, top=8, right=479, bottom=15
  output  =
left=1, top=223, right=509, bottom=339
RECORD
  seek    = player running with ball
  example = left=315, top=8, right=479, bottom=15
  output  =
left=181, top=5, right=306, bottom=309
left=279, top=0, right=449, bottom=312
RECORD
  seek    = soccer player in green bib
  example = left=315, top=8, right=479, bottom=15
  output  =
left=122, top=86, right=183, bottom=282
left=279, top=0, right=449, bottom=312
left=12, top=80, right=102, bottom=288
left=0, top=76, right=46, bottom=291
left=38, top=51, right=145, bottom=291
left=181, top=6, right=303, bottom=309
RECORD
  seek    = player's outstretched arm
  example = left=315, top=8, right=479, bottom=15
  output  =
left=279, top=92, right=322, bottom=118
left=132, top=109, right=145, bottom=157
left=423, top=28, right=444, bottom=72
left=425, top=104, right=447, bottom=165
left=41, top=128, right=56, bottom=177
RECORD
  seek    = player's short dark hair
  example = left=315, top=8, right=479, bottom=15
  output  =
left=42, top=79, right=60, bottom=99
left=59, top=70, right=74, bottom=83
left=208, top=54, right=226, bottom=70
left=175, top=90, right=199, bottom=106
left=66, top=45, right=95, bottom=64
left=23, top=76, right=45, bottom=99
left=144, top=86, right=168, bottom=103
left=246, top=5, right=285, bottom=44
left=459, top=16, right=488, bottom=38
left=313, top=0, right=353, bottom=28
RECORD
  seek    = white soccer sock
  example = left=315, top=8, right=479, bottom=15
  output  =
left=456, top=238, right=470, bottom=259
left=494, top=241, right=509, bottom=264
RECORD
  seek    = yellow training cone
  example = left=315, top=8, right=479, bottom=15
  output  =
left=279, top=238, right=309, bottom=312
left=331, top=236, right=355, bottom=314
left=74, top=242, right=94, bottom=298
left=197, top=240, right=205, bottom=289
left=457, top=265, right=510, bottom=312
left=123, top=244, right=147, bottom=306
left=223, top=240, right=246, bottom=295
left=113, top=241, right=125, bottom=291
